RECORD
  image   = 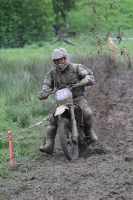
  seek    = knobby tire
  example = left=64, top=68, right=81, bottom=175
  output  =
left=58, top=116, right=78, bottom=161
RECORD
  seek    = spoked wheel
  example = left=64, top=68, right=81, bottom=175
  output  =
left=58, top=116, right=79, bottom=161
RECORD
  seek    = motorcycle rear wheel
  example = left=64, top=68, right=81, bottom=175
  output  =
left=58, top=116, right=79, bottom=161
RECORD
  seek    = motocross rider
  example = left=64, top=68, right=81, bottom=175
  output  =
left=38, top=47, right=98, bottom=154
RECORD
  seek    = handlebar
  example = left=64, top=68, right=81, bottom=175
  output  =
left=45, top=83, right=80, bottom=93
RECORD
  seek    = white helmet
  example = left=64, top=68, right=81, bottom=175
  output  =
left=52, top=47, right=69, bottom=71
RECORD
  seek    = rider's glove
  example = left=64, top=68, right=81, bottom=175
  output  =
left=38, top=90, right=51, bottom=100
left=73, top=75, right=94, bottom=88
left=80, top=75, right=92, bottom=86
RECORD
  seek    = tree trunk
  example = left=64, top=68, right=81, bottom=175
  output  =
left=50, top=29, right=77, bottom=46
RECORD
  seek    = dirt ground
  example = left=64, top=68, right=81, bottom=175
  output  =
left=1, top=54, right=133, bottom=200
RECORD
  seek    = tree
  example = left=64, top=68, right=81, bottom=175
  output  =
left=52, top=0, right=76, bottom=31
left=51, top=0, right=76, bottom=45
left=0, top=0, right=53, bottom=47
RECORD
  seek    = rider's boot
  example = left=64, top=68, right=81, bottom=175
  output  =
left=78, top=127, right=88, bottom=152
left=39, top=125, right=56, bottom=154
left=84, top=122, right=98, bottom=145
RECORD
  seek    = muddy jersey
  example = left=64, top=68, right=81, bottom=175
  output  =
left=42, top=62, right=94, bottom=97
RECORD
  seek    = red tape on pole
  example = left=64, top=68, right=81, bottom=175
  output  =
left=8, top=131, right=14, bottom=165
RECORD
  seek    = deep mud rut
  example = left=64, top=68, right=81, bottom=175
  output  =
left=1, top=54, right=133, bottom=200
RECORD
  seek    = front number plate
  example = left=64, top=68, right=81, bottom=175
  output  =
left=56, top=89, right=68, bottom=100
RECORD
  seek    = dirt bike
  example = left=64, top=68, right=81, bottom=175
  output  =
left=49, top=84, right=87, bottom=161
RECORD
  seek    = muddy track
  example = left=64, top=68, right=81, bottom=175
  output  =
left=1, top=54, right=133, bottom=200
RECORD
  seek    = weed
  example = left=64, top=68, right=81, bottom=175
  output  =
left=17, top=110, right=30, bottom=128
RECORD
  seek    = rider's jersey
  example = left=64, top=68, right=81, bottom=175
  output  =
left=42, top=62, right=94, bottom=97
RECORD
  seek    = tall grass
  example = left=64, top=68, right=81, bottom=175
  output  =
left=0, top=56, right=55, bottom=129
left=0, top=56, right=56, bottom=180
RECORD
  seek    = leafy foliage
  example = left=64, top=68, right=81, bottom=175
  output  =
left=52, top=0, right=76, bottom=27
left=0, top=0, right=53, bottom=47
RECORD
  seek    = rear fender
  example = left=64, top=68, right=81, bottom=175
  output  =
left=54, top=105, right=69, bottom=116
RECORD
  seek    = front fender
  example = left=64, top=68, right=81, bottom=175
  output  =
left=54, top=105, right=69, bottom=116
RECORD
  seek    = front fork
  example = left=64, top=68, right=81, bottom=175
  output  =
left=70, top=105, right=78, bottom=143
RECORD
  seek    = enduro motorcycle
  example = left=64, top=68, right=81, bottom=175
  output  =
left=49, top=85, right=87, bottom=161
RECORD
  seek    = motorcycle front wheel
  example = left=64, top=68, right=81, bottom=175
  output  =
left=58, top=115, right=79, bottom=161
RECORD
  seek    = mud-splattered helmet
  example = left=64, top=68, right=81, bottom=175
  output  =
left=52, top=47, right=69, bottom=71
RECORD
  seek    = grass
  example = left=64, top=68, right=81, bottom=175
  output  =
left=68, top=0, right=133, bottom=33
left=0, top=35, right=133, bottom=61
